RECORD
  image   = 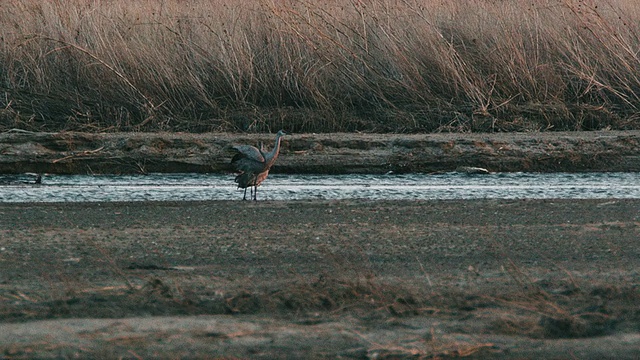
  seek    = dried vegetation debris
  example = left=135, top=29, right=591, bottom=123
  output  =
left=2, top=273, right=638, bottom=359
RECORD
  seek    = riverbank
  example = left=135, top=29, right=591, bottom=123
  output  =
left=1, top=130, right=640, bottom=174
left=1, top=199, right=639, bottom=358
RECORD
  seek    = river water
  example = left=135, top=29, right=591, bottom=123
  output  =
left=1, top=172, right=639, bottom=202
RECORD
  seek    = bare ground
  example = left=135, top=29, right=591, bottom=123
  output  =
left=1, top=199, right=639, bottom=359
left=1, top=130, right=640, bottom=174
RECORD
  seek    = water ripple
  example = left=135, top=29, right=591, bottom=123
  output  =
left=1, top=172, right=639, bottom=202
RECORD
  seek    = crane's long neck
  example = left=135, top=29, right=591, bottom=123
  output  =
left=264, top=133, right=283, bottom=169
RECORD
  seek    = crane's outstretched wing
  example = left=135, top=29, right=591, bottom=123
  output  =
left=232, top=145, right=264, bottom=162
left=231, top=145, right=265, bottom=174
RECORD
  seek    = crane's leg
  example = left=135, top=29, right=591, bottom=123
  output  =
left=253, top=185, right=258, bottom=201
left=242, top=187, right=248, bottom=201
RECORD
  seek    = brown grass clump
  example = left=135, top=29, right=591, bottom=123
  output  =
left=2, top=0, right=640, bottom=133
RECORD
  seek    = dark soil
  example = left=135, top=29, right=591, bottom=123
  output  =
left=1, top=199, right=639, bottom=359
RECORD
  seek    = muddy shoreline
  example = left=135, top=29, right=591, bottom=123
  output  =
left=1, top=130, right=640, bottom=175
left=1, top=199, right=639, bottom=358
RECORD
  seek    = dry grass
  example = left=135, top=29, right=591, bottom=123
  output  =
left=2, top=0, right=640, bottom=133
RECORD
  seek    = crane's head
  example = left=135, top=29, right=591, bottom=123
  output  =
left=276, top=130, right=286, bottom=137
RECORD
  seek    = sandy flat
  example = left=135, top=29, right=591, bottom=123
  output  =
left=1, top=199, right=638, bottom=358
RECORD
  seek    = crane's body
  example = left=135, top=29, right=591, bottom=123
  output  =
left=230, top=130, right=285, bottom=200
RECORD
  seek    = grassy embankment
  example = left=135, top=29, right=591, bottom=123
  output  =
left=1, top=0, right=640, bottom=133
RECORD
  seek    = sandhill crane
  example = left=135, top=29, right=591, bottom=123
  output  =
left=230, top=130, right=286, bottom=200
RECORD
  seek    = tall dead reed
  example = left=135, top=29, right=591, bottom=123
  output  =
left=1, top=0, right=639, bottom=132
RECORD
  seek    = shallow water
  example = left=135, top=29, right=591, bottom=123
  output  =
left=1, top=172, right=639, bottom=202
